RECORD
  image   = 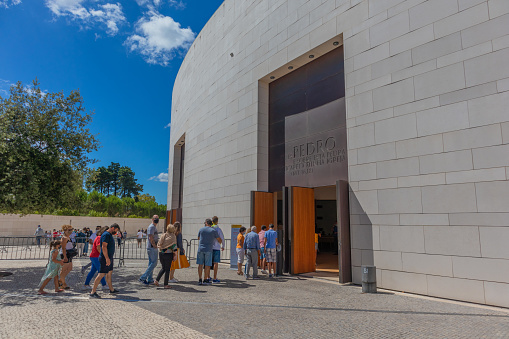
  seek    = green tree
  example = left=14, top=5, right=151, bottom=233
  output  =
left=107, top=162, right=120, bottom=196
left=118, top=166, right=143, bottom=198
left=0, top=79, right=99, bottom=213
left=136, top=193, right=156, bottom=202
left=105, top=195, right=122, bottom=217
left=86, top=163, right=143, bottom=198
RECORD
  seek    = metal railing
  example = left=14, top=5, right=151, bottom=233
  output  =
left=0, top=236, right=231, bottom=265
left=186, top=238, right=231, bottom=263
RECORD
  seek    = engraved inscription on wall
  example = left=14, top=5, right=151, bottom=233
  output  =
left=284, top=99, right=348, bottom=188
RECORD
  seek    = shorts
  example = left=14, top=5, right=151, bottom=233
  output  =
left=212, top=249, right=221, bottom=264
left=266, top=248, right=276, bottom=263
left=260, top=247, right=265, bottom=260
left=99, top=256, right=114, bottom=273
left=196, top=251, right=212, bottom=267
left=315, top=243, right=319, bottom=250
left=236, top=248, right=245, bottom=264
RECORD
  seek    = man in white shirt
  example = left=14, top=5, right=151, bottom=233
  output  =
left=210, top=216, right=225, bottom=284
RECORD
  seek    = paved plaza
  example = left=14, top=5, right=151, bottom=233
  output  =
left=0, top=258, right=508, bottom=338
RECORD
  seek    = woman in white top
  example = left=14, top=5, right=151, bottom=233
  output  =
left=137, top=229, right=143, bottom=248
left=59, top=225, right=75, bottom=289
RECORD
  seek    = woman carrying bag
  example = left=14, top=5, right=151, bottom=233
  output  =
left=154, top=224, right=179, bottom=289
left=59, top=225, right=77, bottom=289
left=169, top=222, right=190, bottom=283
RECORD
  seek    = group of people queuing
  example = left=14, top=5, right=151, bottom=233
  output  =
left=236, top=224, right=278, bottom=279
left=38, top=223, right=123, bottom=295
left=138, top=215, right=190, bottom=289
left=137, top=215, right=227, bottom=287
left=37, top=214, right=279, bottom=296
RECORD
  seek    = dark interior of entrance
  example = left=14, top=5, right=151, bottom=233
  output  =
left=275, top=185, right=339, bottom=275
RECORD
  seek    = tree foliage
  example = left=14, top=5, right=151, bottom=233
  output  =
left=85, top=162, right=143, bottom=198
left=0, top=79, right=99, bottom=213
left=53, top=190, right=165, bottom=218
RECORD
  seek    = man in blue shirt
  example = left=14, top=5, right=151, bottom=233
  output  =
left=264, top=224, right=279, bottom=278
left=90, top=223, right=121, bottom=298
left=197, top=219, right=222, bottom=285
left=243, top=226, right=261, bottom=279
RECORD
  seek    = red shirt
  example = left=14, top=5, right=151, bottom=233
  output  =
left=90, top=236, right=101, bottom=258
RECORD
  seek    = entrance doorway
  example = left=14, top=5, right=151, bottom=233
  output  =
left=252, top=180, right=351, bottom=283
left=314, top=186, right=339, bottom=276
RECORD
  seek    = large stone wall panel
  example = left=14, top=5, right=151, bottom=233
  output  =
left=424, top=225, right=481, bottom=257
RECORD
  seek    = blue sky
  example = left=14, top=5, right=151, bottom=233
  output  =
left=0, top=0, right=224, bottom=204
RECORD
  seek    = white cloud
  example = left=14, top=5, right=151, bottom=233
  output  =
left=135, top=0, right=185, bottom=10
left=44, top=0, right=126, bottom=36
left=149, top=172, right=168, bottom=182
left=0, top=0, right=21, bottom=8
left=164, top=122, right=171, bottom=129
left=124, top=12, right=195, bottom=66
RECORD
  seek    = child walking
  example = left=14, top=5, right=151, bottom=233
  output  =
left=38, top=240, right=65, bottom=295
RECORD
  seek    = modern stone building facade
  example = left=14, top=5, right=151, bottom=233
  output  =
left=168, top=0, right=509, bottom=308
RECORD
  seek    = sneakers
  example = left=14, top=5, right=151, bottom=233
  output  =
left=109, top=289, right=120, bottom=294
left=261, top=270, right=268, bottom=274
left=102, top=285, right=109, bottom=290
left=89, top=292, right=101, bottom=299
left=139, top=279, right=150, bottom=285
left=168, top=279, right=178, bottom=283
left=198, top=279, right=203, bottom=285
left=252, top=276, right=261, bottom=280
left=212, top=279, right=221, bottom=284
left=269, top=274, right=274, bottom=278
left=203, top=278, right=212, bottom=285
left=83, top=285, right=92, bottom=290
left=245, top=274, right=250, bottom=280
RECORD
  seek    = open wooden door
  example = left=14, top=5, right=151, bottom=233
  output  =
left=289, top=187, right=315, bottom=274
left=336, top=180, right=351, bottom=283
left=166, top=209, right=182, bottom=231
left=250, top=191, right=275, bottom=231
left=251, top=191, right=276, bottom=267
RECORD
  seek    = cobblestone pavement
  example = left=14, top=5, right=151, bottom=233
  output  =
left=1, top=259, right=508, bottom=338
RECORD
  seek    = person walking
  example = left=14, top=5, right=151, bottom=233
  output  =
left=264, top=224, right=279, bottom=278
left=139, top=215, right=160, bottom=285
left=89, top=223, right=121, bottom=298
left=59, top=225, right=76, bottom=289
left=243, top=226, right=260, bottom=279
left=137, top=229, right=143, bottom=248
left=34, top=225, right=44, bottom=248
left=76, top=229, right=86, bottom=257
left=169, top=222, right=189, bottom=283
left=197, top=219, right=221, bottom=285
left=236, top=226, right=246, bottom=275
left=83, top=226, right=108, bottom=290
left=81, top=226, right=101, bottom=274
left=258, top=225, right=267, bottom=274
left=154, top=224, right=178, bottom=289
left=211, top=216, right=225, bottom=283
left=37, top=240, right=64, bottom=294
left=83, top=227, right=91, bottom=256
left=70, top=228, right=76, bottom=244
